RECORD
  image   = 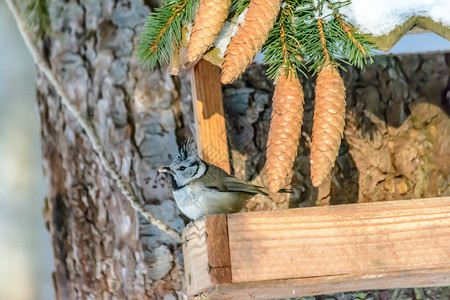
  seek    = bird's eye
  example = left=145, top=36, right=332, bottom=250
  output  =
left=179, top=166, right=186, bottom=171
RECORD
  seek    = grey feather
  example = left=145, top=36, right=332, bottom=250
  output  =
left=199, top=164, right=269, bottom=195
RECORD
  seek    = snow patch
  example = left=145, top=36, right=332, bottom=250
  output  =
left=237, top=7, right=249, bottom=25
left=214, top=8, right=249, bottom=58
left=183, top=1, right=199, bottom=42
left=341, top=0, right=450, bottom=36
left=311, top=0, right=336, bottom=22
left=296, top=4, right=312, bottom=11
left=184, top=22, right=193, bottom=42
left=315, top=5, right=334, bottom=22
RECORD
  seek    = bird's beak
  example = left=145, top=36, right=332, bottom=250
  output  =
left=158, top=166, right=173, bottom=174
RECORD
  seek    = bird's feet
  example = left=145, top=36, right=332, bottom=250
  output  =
left=185, top=216, right=205, bottom=232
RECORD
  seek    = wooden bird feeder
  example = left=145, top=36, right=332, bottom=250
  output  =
left=187, top=51, right=450, bottom=298
left=182, top=197, right=450, bottom=299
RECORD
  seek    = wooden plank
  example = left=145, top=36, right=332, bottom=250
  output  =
left=182, top=215, right=231, bottom=296
left=205, top=215, right=232, bottom=285
left=203, top=267, right=450, bottom=299
left=227, top=197, right=450, bottom=283
left=190, top=59, right=230, bottom=173
left=184, top=197, right=450, bottom=298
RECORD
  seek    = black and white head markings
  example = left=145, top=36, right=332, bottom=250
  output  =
left=160, top=140, right=207, bottom=189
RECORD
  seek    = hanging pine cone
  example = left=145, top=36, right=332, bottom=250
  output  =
left=310, top=65, right=346, bottom=187
left=266, top=72, right=304, bottom=193
left=187, top=0, right=231, bottom=63
left=221, top=0, right=281, bottom=84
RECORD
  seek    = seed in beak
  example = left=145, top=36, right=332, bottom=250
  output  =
left=158, top=166, right=172, bottom=174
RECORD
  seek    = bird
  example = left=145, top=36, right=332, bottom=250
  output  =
left=159, top=141, right=289, bottom=220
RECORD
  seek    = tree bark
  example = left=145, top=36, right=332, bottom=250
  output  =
left=38, top=1, right=190, bottom=298
left=36, top=0, right=449, bottom=298
left=343, top=54, right=450, bottom=202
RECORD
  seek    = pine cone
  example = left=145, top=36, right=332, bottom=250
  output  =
left=266, top=73, right=304, bottom=193
left=310, top=66, right=346, bottom=187
left=221, top=0, right=281, bottom=84
left=187, top=0, right=231, bottom=63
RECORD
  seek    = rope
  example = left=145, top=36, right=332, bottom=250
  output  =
left=5, top=0, right=182, bottom=242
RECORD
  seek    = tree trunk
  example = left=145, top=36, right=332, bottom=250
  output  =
left=36, top=0, right=449, bottom=298
left=38, top=1, right=190, bottom=298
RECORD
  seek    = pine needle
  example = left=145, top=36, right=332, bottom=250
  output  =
left=135, top=0, right=199, bottom=69
left=135, top=0, right=376, bottom=75
left=294, top=0, right=375, bottom=74
left=262, top=0, right=304, bottom=80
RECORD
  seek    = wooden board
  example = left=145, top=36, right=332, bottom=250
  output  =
left=182, top=215, right=231, bottom=296
left=183, top=197, right=450, bottom=298
left=228, top=197, right=450, bottom=282
left=203, top=268, right=450, bottom=299
left=190, top=59, right=230, bottom=173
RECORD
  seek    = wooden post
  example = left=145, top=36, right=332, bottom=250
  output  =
left=190, top=59, right=230, bottom=173
left=182, top=197, right=450, bottom=299
left=182, top=215, right=232, bottom=296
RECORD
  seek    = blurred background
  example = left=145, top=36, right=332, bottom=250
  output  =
left=0, top=1, right=54, bottom=299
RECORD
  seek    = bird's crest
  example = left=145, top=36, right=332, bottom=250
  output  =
left=174, top=138, right=198, bottom=163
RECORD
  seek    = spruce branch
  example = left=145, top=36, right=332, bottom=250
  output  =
left=134, top=0, right=374, bottom=75
left=136, top=0, right=199, bottom=69
left=328, top=2, right=374, bottom=68
left=294, top=0, right=374, bottom=73
left=231, top=0, right=250, bottom=15
left=262, top=0, right=303, bottom=80
left=6, top=0, right=182, bottom=242
left=335, top=14, right=366, bottom=55
left=317, top=19, right=331, bottom=64
left=294, top=1, right=335, bottom=73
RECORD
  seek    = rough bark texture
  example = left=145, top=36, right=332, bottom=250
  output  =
left=36, top=1, right=449, bottom=298
left=343, top=54, right=450, bottom=202
left=39, top=1, right=190, bottom=299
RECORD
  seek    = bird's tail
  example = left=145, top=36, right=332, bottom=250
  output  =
left=257, top=187, right=293, bottom=195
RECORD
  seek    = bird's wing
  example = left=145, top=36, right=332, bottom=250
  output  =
left=202, top=164, right=269, bottom=196
left=223, top=177, right=269, bottom=195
